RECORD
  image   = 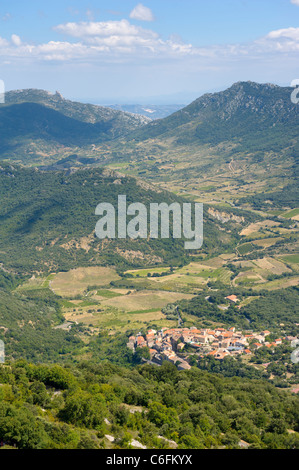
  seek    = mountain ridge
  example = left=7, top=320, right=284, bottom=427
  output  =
left=130, top=81, right=297, bottom=142
left=5, top=88, right=151, bottom=126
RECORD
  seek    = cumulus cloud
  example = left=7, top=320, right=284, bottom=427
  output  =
left=11, top=34, right=22, bottom=46
left=291, top=0, right=299, bottom=5
left=0, top=37, right=9, bottom=47
left=129, top=3, right=154, bottom=21
left=267, top=27, right=299, bottom=40
left=0, top=20, right=298, bottom=65
left=259, top=27, right=299, bottom=51
left=54, top=19, right=157, bottom=40
left=54, top=19, right=170, bottom=51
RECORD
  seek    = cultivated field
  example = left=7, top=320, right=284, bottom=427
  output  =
left=101, top=290, right=193, bottom=312
left=50, top=266, right=121, bottom=297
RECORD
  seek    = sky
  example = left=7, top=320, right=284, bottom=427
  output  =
left=0, top=0, right=299, bottom=104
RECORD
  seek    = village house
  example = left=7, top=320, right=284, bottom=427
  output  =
left=226, top=295, right=239, bottom=303
left=132, top=326, right=297, bottom=370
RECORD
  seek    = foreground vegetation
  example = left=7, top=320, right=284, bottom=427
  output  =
left=0, top=360, right=298, bottom=449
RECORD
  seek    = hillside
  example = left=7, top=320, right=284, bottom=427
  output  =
left=0, top=360, right=298, bottom=449
left=1, top=83, right=298, bottom=210
left=131, top=82, right=298, bottom=145
left=0, top=163, right=241, bottom=274
left=0, top=89, right=150, bottom=163
left=4, top=89, right=150, bottom=127
left=101, top=81, right=298, bottom=209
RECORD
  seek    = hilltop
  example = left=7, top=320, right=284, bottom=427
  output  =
left=1, top=82, right=298, bottom=209
left=4, top=89, right=150, bottom=127
left=0, top=89, right=150, bottom=163
left=104, top=81, right=298, bottom=209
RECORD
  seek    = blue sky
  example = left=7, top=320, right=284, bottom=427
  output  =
left=0, top=0, right=299, bottom=103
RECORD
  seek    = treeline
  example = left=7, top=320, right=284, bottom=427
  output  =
left=0, top=164, right=239, bottom=274
left=238, top=183, right=299, bottom=210
left=177, top=287, right=299, bottom=335
left=0, top=360, right=298, bottom=449
left=0, top=285, right=84, bottom=363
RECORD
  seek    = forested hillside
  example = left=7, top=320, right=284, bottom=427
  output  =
left=0, top=360, right=298, bottom=449
left=0, top=163, right=240, bottom=273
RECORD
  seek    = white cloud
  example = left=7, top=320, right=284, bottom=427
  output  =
left=11, top=34, right=22, bottom=46
left=53, top=19, right=164, bottom=51
left=129, top=3, right=154, bottom=22
left=267, top=27, right=299, bottom=40
left=291, top=0, right=299, bottom=5
left=54, top=19, right=157, bottom=40
left=258, top=27, right=299, bottom=51
left=0, top=37, right=9, bottom=47
left=0, top=21, right=298, bottom=65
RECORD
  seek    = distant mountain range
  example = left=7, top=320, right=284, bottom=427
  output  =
left=116, top=81, right=298, bottom=208
left=0, top=82, right=298, bottom=209
left=103, top=104, right=185, bottom=119
left=0, top=89, right=150, bottom=162
left=4, top=89, right=150, bottom=127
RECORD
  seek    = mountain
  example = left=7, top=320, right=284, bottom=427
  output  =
left=4, top=89, right=150, bottom=127
left=0, top=163, right=241, bottom=274
left=1, top=82, right=298, bottom=208
left=104, top=104, right=185, bottom=119
left=106, top=81, right=298, bottom=208
left=0, top=89, right=150, bottom=163
left=130, top=81, right=298, bottom=144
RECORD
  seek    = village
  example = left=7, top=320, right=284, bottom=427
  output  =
left=127, top=325, right=286, bottom=371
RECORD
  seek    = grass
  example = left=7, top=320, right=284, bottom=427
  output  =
left=252, top=276, right=299, bottom=291
left=96, top=289, right=124, bottom=299
left=101, top=290, right=193, bottom=312
left=281, top=254, right=299, bottom=264
left=125, top=266, right=173, bottom=278
left=50, top=266, right=121, bottom=297
left=253, top=237, right=283, bottom=248
left=281, top=208, right=299, bottom=219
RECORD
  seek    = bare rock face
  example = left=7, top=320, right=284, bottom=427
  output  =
left=208, top=207, right=245, bottom=224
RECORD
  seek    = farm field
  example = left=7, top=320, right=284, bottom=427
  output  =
left=232, top=256, right=295, bottom=286
left=281, top=208, right=299, bottom=220
left=280, top=254, right=299, bottom=265
left=252, top=275, right=299, bottom=291
left=100, top=290, right=194, bottom=312
left=64, top=305, right=171, bottom=332
left=15, top=244, right=299, bottom=336
left=50, top=266, right=121, bottom=297
left=62, top=290, right=192, bottom=332
left=124, top=258, right=234, bottom=291
left=240, top=220, right=280, bottom=236
left=253, top=257, right=291, bottom=275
